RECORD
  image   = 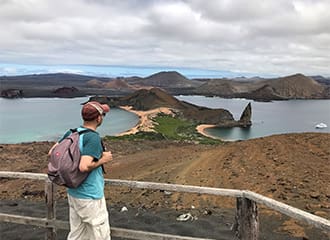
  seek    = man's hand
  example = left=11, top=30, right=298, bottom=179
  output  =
left=101, top=151, right=113, bottom=163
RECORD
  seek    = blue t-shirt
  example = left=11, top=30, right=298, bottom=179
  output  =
left=60, top=127, right=105, bottom=199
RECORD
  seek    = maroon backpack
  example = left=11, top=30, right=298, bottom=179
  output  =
left=48, top=129, right=91, bottom=188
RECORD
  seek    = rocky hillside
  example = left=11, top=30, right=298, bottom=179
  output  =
left=193, top=79, right=237, bottom=97
left=1, top=132, right=329, bottom=240
left=236, top=85, right=286, bottom=101
left=268, top=74, right=324, bottom=98
left=311, top=75, right=330, bottom=86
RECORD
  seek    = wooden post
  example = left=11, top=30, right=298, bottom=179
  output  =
left=45, top=179, right=56, bottom=240
left=234, top=197, right=259, bottom=240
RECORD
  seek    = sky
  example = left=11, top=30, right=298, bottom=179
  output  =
left=0, top=0, right=329, bottom=78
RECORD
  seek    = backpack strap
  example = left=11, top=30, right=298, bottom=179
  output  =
left=70, top=128, right=92, bottom=135
left=100, top=139, right=106, bottom=174
left=70, top=128, right=78, bottom=133
left=73, top=127, right=106, bottom=174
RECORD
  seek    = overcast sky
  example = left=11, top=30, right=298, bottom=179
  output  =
left=0, top=0, right=329, bottom=77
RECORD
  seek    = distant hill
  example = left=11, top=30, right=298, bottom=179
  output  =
left=0, top=73, right=100, bottom=87
left=0, top=73, right=128, bottom=98
left=310, top=75, right=330, bottom=86
left=194, top=79, right=237, bottom=96
left=236, top=84, right=286, bottom=101
left=195, top=73, right=327, bottom=100
left=87, top=78, right=140, bottom=91
left=104, top=79, right=137, bottom=90
left=126, top=71, right=203, bottom=88
left=85, top=79, right=105, bottom=88
left=117, top=87, right=183, bottom=110
left=1, top=71, right=329, bottom=100
left=267, top=74, right=324, bottom=98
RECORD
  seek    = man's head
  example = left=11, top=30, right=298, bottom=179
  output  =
left=81, top=101, right=110, bottom=122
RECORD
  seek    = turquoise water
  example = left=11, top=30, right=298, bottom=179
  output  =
left=0, top=97, right=139, bottom=143
left=176, top=96, right=330, bottom=141
left=1, top=96, right=329, bottom=143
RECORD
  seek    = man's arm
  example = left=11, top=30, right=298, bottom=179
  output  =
left=79, top=151, right=113, bottom=172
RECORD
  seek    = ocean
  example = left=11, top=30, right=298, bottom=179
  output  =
left=0, top=97, right=139, bottom=144
left=176, top=95, right=330, bottom=140
left=0, top=96, right=329, bottom=143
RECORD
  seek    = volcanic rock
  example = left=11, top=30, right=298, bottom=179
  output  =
left=238, top=102, right=252, bottom=127
left=1, top=89, right=23, bottom=98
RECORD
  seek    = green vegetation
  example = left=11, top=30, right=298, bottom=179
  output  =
left=105, top=131, right=166, bottom=141
left=154, top=114, right=192, bottom=139
left=105, top=114, right=222, bottom=145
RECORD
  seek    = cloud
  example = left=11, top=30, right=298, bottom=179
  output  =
left=1, top=66, right=17, bottom=75
left=0, top=0, right=329, bottom=76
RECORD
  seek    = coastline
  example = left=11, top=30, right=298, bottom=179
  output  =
left=195, top=124, right=220, bottom=140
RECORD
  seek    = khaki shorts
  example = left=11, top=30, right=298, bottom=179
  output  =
left=67, top=195, right=111, bottom=240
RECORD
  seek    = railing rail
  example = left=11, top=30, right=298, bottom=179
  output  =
left=0, top=171, right=329, bottom=240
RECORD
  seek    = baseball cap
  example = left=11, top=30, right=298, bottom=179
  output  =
left=81, top=101, right=110, bottom=121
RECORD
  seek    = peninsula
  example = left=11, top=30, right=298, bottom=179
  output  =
left=89, top=88, right=252, bottom=136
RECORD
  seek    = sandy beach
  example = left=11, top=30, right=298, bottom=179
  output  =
left=195, top=124, right=219, bottom=139
left=117, top=106, right=175, bottom=135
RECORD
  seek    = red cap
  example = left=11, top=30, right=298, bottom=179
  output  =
left=81, top=101, right=110, bottom=121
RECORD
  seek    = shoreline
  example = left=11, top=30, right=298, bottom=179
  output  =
left=196, top=125, right=238, bottom=142
left=195, top=124, right=220, bottom=140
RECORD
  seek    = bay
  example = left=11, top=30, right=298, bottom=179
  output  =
left=176, top=95, right=330, bottom=141
left=1, top=96, right=329, bottom=143
left=0, top=97, right=139, bottom=144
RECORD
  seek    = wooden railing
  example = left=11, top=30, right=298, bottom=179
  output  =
left=0, top=171, right=329, bottom=240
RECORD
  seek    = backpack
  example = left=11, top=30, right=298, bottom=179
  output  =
left=48, top=128, right=91, bottom=188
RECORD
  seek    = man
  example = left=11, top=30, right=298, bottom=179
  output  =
left=49, top=101, right=112, bottom=240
